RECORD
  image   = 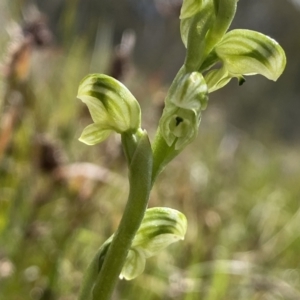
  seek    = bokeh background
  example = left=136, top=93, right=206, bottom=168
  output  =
left=0, top=0, right=300, bottom=299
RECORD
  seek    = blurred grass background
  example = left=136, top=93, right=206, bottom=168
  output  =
left=0, top=0, right=300, bottom=299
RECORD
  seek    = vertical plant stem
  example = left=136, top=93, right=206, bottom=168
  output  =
left=151, top=130, right=179, bottom=183
left=91, top=131, right=153, bottom=300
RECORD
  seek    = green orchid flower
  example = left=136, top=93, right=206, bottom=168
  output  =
left=204, top=29, right=286, bottom=92
left=159, top=71, right=208, bottom=150
left=179, top=0, right=286, bottom=92
left=121, top=207, right=187, bottom=280
left=77, top=74, right=141, bottom=145
left=76, top=1, right=287, bottom=299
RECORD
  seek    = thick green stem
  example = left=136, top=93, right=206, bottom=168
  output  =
left=151, top=130, right=180, bottom=184
left=91, top=131, right=153, bottom=300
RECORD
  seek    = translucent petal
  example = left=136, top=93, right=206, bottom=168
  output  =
left=180, top=17, right=193, bottom=48
left=204, top=67, right=232, bottom=93
left=78, top=74, right=141, bottom=133
left=119, top=207, right=187, bottom=281
left=79, top=123, right=112, bottom=145
left=170, top=72, right=208, bottom=111
left=215, top=29, right=286, bottom=81
left=120, top=248, right=146, bottom=280
left=204, top=0, right=237, bottom=56
left=132, top=207, right=188, bottom=257
left=183, top=6, right=214, bottom=69
left=78, top=95, right=110, bottom=124
left=180, top=0, right=203, bottom=20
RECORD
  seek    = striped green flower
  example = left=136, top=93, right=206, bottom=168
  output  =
left=159, top=72, right=208, bottom=150
left=77, top=74, right=141, bottom=145
left=180, top=0, right=238, bottom=71
left=204, top=29, right=286, bottom=92
left=120, top=207, right=187, bottom=280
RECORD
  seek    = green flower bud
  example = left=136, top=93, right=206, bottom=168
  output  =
left=204, top=0, right=238, bottom=58
left=182, top=4, right=214, bottom=71
left=120, top=207, right=187, bottom=280
left=180, top=0, right=203, bottom=20
left=159, top=72, right=208, bottom=150
left=77, top=74, right=141, bottom=145
left=181, top=0, right=237, bottom=71
left=169, top=72, right=208, bottom=111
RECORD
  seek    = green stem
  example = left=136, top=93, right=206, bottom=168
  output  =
left=91, top=131, right=153, bottom=300
left=151, top=130, right=179, bottom=184
left=80, top=65, right=191, bottom=300
left=121, top=129, right=144, bottom=164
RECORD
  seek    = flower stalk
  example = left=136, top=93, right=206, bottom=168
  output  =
left=92, top=131, right=153, bottom=299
